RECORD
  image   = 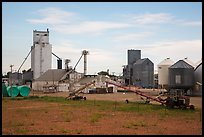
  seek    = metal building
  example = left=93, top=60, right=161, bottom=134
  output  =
left=123, top=49, right=154, bottom=88
left=128, top=49, right=141, bottom=65
left=132, top=58, right=154, bottom=88
left=31, top=29, right=52, bottom=80
left=123, top=49, right=141, bottom=85
left=157, top=58, right=174, bottom=89
left=168, top=60, right=194, bottom=94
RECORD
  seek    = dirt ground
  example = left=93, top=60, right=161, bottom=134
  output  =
left=2, top=91, right=202, bottom=135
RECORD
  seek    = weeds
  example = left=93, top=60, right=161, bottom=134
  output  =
left=11, top=121, right=24, bottom=127
left=123, top=121, right=148, bottom=129
left=90, top=113, right=104, bottom=123
left=74, top=129, right=82, bottom=134
left=15, top=128, right=28, bottom=134
left=62, top=111, right=73, bottom=122
left=61, top=129, right=71, bottom=134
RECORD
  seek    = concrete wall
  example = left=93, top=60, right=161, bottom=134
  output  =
left=31, top=44, right=52, bottom=79
left=32, top=80, right=58, bottom=91
left=58, top=83, right=69, bottom=92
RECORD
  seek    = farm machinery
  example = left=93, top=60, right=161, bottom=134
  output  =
left=105, top=81, right=195, bottom=110
left=66, top=80, right=96, bottom=100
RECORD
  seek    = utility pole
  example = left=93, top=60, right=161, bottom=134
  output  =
left=10, top=65, right=14, bottom=97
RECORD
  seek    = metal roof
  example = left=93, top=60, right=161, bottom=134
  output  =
left=158, top=58, right=174, bottom=66
left=78, top=75, right=110, bottom=85
left=194, top=62, right=202, bottom=71
left=183, top=58, right=196, bottom=68
left=134, top=58, right=147, bottom=65
left=35, top=69, right=68, bottom=81
left=169, top=60, right=194, bottom=69
left=134, top=58, right=153, bottom=65
left=195, top=58, right=202, bottom=67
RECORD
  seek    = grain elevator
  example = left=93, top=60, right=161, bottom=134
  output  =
left=31, top=29, right=52, bottom=80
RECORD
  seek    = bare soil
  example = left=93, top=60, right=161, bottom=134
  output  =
left=2, top=91, right=202, bottom=135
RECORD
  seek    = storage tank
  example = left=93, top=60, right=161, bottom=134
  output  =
left=18, top=85, right=31, bottom=97
left=193, top=60, right=202, bottom=96
left=7, top=85, right=20, bottom=97
left=2, top=82, right=8, bottom=97
left=157, top=58, right=174, bottom=89
left=168, top=60, right=194, bottom=92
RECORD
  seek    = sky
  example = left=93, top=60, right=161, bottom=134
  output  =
left=2, top=2, right=202, bottom=76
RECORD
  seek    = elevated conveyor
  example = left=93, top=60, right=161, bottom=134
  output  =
left=105, top=80, right=166, bottom=105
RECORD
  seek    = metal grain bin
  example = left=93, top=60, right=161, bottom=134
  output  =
left=193, top=61, right=202, bottom=96
left=2, top=82, right=8, bottom=97
left=157, top=58, right=174, bottom=89
left=168, top=60, right=194, bottom=89
left=18, top=85, right=30, bottom=97
left=7, top=85, right=20, bottom=97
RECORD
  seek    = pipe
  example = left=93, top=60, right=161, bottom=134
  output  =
left=84, top=53, right=87, bottom=75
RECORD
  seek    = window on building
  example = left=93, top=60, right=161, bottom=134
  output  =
left=175, top=75, right=181, bottom=84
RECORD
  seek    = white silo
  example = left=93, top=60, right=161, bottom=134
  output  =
left=31, top=29, right=52, bottom=79
left=193, top=59, right=202, bottom=96
left=157, top=58, right=174, bottom=89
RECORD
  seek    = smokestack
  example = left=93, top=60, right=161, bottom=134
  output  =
left=82, top=50, right=89, bottom=75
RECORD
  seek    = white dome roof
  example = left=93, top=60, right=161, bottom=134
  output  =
left=183, top=57, right=196, bottom=68
left=158, top=58, right=174, bottom=66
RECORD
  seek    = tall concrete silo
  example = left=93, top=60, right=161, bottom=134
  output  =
left=31, top=29, right=52, bottom=79
left=157, top=58, right=174, bottom=89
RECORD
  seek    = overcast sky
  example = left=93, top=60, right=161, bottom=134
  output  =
left=2, top=2, right=202, bottom=75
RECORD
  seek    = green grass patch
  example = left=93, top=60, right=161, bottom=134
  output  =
left=123, top=121, right=148, bottom=129
left=11, top=121, right=25, bottom=127
left=90, top=113, right=104, bottom=123
left=62, top=111, right=73, bottom=122
left=61, top=129, right=72, bottom=134
left=3, top=96, right=198, bottom=117
left=15, top=128, right=28, bottom=134
left=74, top=129, right=83, bottom=134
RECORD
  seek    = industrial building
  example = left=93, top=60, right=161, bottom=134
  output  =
left=32, top=69, right=83, bottom=92
left=7, top=72, right=23, bottom=85
left=123, top=49, right=154, bottom=88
